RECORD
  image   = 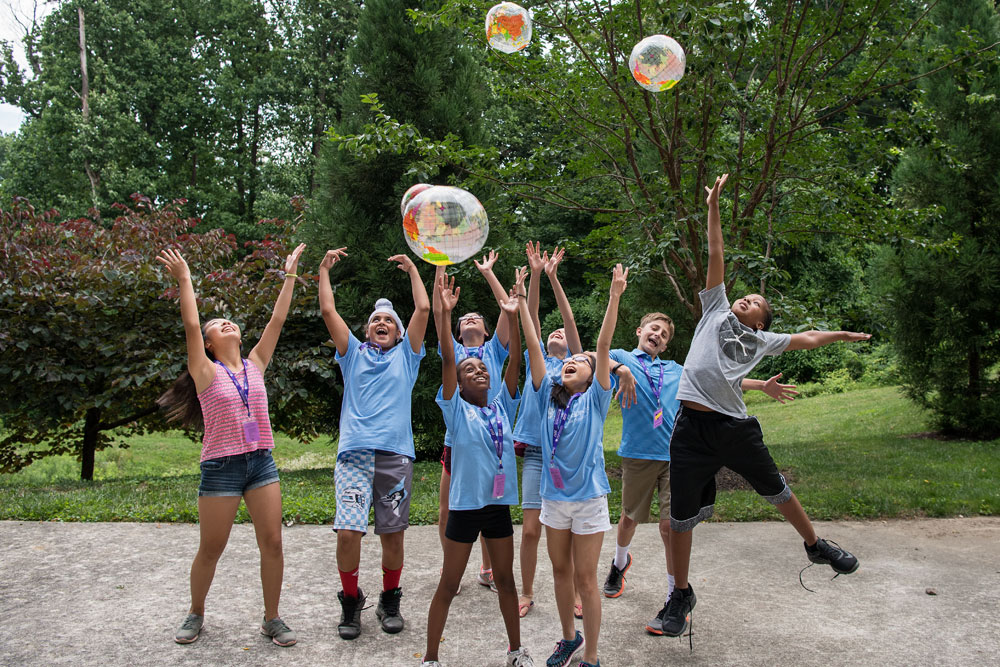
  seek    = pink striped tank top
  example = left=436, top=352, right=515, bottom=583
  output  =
left=197, top=359, right=275, bottom=461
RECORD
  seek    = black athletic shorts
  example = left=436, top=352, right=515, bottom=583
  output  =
left=445, top=504, right=514, bottom=543
left=668, top=406, right=791, bottom=533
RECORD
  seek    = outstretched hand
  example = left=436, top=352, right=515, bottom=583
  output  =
left=614, top=365, right=638, bottom=409
left=761, top=373, right=799, bottom=404
left=474, top=249, right=499, bottom=273
left=526, top=241, right=545, bottom=273
left=156, top=248, right=191, bottom=282
left=843, top=332, right=872, bottom=343
left=320, top=247, right=348, bottom=271
left=704, top=173, right=729, bottom=207
left=389, top=254, right=417, bottom=273
left=436, top=271, right=460, bottom=312
left=284, top=243, right=306, bottom=276
left=500, top=287, right=519, bottom=316
left=610, top=263, right=629, bottom=298
left=544, top=246, right=565, bottom=277
left=513, top=265, right=529, bottom=296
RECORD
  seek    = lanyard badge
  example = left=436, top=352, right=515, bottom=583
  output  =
left=216, top=360, right=259, bottom=444
left=549, top=392, right=582, bottom=490
left=638, top=357, right=665, bottom=428
left=480, top=404, right=505, bottom=498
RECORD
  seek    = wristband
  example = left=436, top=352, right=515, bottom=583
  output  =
left=612, top=362, right=624, bottom=374
left=284, top=273, right=298, bottom=278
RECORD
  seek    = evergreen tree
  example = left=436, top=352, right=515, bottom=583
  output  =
left=887, top=0, right=1000, bottom=436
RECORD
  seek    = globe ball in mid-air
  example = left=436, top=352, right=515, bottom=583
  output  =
left=402, top=186, right=489, bottom=266
left=486, top=2, right=532, bottom=54
left=629, top=35, right=686, bottom=92
left=400, top=183, right=433, bottom=217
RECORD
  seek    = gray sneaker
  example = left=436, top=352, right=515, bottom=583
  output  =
left=174, top=613, right=203, bottom=644
left=260, top=616, right=297, bottom=646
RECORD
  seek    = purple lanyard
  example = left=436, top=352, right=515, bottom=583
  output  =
left=637, top=357, right=663, bottom=402
left=360, top=341, right=385, bottom=359
left=216, top=359, right=251, bottom=418
left=480, top=404, right=504, bottom=471
left=462, top=344, right=485, bottom=360
left=551, top=392, right=583, bottom=463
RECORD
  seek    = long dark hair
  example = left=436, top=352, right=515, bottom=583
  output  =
left=156, top=321, right=220, bottom=430
left=550, top=355, right=595, bottom=409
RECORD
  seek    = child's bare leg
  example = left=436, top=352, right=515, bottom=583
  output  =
left=484, top=536, right=519, bottom=650
left=774, top=492, right=818, bottom=545
left=572, top=531, right=605, bottom=665
left=519, top=508, right=541, bottom=606
left=438, top=467, right=450, bottom=549
left=425, top=538, right=474, bottom=662
left=669, top=527, right=693, bottom=589
left=545, top=526, right=577, bottom=640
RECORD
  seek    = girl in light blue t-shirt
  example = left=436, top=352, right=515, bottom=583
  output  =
left=517, top=264, right=629, bottom=667
left=423, top=270, right=533, bottom=667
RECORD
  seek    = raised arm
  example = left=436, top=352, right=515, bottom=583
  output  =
left=156, top=249, right=215, bottom=391
left=514, top=266, right=545, bottom=390
left=389, top=254, right=430, bottom=354
left=318, top=248, right=351, bottom=356
left=525, top=242, right=545, bottom=341
left=249, top=243, right=305, bottom=373
left=705, top=174, right=729, bottom=291
left=741, top=373, right=799, bottom=404
left=545, top=246, right=583, bottom=355
left=499, top=286, right=521, bottom=399
left=786, top=330, right=871, bottom=351
left=432, top=265, right=454, bottom=350
left=474, top=249, right=511, bottom=347
left=436, top=272, right=461, bottom=400
left=596, top=264, right=628, bottom=391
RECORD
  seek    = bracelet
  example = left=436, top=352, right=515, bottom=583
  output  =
left=284, top=273, right=298, bottom=278
left=516, top=293, right=527, bottom=299
left=612, top=362, right=624, bottom=374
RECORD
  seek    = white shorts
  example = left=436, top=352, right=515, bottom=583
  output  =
left=539, top=496, right=612, bottom=535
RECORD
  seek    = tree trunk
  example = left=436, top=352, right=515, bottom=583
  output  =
left=81, top=407, right=101, bottom=481
left=78, top=7, right=99, bottom=205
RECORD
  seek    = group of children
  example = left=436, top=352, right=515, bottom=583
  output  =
left=156, top=174, right=870, bottom=666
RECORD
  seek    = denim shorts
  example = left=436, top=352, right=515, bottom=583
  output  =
left=198, top=449, right=280, bottom=497
left=520, top=445, right=543, bottom=510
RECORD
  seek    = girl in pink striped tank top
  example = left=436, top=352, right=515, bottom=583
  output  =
left=156, top=243, right=305, bottom=648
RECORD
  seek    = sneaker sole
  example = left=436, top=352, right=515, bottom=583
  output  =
left=644, top=622, right=664, bottom=636
left=808, top=557, right=860, bottom=575
left=261, top=632, right=297, bottom=647
left=174, top=634, right=199, bottom=644
left=661, top=613, right=691, bottom=638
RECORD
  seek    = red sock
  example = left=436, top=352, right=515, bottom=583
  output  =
left=339, top=567, right=359, bottom=599
left=382, top=564, right=403, bottom=592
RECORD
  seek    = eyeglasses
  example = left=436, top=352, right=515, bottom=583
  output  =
left=563, top=355, right=593, bottom=366
left=458, top=315, right=484, bottom=323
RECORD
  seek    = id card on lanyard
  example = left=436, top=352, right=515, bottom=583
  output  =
left=480, top=404, right=505, bottom=498
left=217, top=359, right=259, bottom=444
left=550, top=392, right=582, bottom=490
left=638, top=357, right=664, bottom=428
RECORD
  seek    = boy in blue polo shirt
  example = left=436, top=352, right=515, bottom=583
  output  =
left=318, top=248, right=430, bottom=641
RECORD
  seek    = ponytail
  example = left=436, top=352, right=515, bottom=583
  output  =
left=157, top=370, right=204, bottom=430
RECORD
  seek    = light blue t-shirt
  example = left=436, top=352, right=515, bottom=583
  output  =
left=512, top=342, right=564, bottom=446
left=611, top=348, right=683, bottom=461
left=439, top=335, right=509, bottom=448
left=529, top=374, right=613, bottom=502
left=436, top=386, right=521, bottom=510
left=335, top=332, right=426, bottom=459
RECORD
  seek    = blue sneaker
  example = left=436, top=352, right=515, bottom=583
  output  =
left=546, top=630, right=584, bottom=667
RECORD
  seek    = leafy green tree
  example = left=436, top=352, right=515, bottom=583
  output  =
left=885, top=0, right=1000, bottom=436
left=0, top=195, right=338, bottom=480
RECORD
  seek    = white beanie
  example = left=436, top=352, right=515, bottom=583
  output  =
left=368, top=298, right=404, bottom=340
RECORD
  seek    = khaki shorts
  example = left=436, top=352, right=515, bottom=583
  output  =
left=621, top=457, right=670, bottom=523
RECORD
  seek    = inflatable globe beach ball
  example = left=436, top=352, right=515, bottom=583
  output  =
left=402, top=186, right=489, bottom=266
left=629, top=35, right=686, bottom=92
left=400, top=183, right=433, bottom=217
left=486, top=2, right=532, bottom=54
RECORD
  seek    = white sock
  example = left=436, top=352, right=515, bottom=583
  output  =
left=666, top=574, right=675, bottom=602
left=614, top=544, right=630, bottom=570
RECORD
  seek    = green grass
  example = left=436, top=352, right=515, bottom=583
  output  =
left=1, top=387, right=997, bottom=523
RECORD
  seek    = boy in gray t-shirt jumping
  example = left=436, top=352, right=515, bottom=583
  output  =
left=656, top=174, right=872, bottom=639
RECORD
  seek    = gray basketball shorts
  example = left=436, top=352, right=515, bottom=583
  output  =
left=334, top=449, right=413, bottom=535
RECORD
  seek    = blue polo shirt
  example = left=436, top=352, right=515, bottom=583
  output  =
left=436, top=386, right=521, bottom=510
left=610, top=348, right=683, bottom=461
left=335, top=332, right=426, bottom=459
left=512, top=342, right=564, bottom=447
left=439, top=335, right=509, bottom=448
left=529, top=374, right=613, bottom=502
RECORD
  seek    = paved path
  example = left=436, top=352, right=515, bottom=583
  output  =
left=2, top=518, right=998, bottom=666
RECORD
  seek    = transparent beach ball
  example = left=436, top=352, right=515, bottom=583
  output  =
left=629, top=35, right=686, bottom=92
left=402, top=186, right=489, bottom=266
left=400, top=183, right=433, bottom=218
left=486, top=3, right=532, bottom=54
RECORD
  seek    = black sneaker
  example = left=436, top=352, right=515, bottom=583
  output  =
left=805, top=538, right=859, bottom=574
left=376, top=587, right=404, bottom=634
left=337, top=588, right=366, bottom=640
left=661, top=585, right=696, bottom=637
left=602, top=553, right=632, bottom=598
left=645, top=603, right=668, bottom=636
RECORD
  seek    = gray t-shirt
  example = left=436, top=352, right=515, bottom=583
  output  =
left=675, top=283, right=790, bottom=418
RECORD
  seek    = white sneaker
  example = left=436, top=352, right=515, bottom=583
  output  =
left=421, top=661, right=443, bottom=666
left=478, top=566, right=497, bottom=593
left=507, top=646, right=535, bottom=667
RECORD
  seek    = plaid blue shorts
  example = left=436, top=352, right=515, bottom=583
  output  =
left=334, top=449, right=413, bottom=535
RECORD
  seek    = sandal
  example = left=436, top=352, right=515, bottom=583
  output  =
left=574, top=602, right=584, bottom=619
left=518, top=596, right=534, bottom=618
